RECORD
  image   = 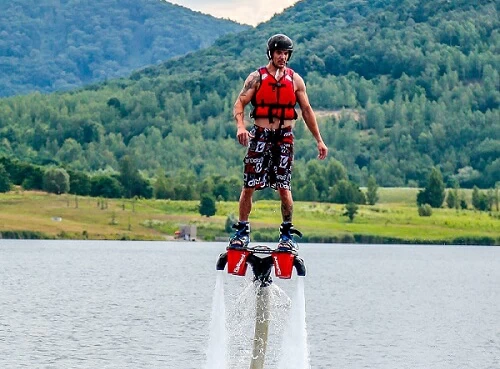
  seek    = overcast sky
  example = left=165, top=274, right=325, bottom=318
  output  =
left=168, top=0, right=300, bottom=26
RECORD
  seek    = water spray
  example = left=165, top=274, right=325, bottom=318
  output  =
left=216, top=245, right=306, bottom=369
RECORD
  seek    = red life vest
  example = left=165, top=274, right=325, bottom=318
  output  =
left=251, top=66, right=298, bottom=124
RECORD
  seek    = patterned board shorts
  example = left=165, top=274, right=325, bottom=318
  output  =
left=243, top=125, right=294, bottom=190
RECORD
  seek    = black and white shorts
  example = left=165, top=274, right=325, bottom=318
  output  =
left=243, top=125, right=294, bottom=191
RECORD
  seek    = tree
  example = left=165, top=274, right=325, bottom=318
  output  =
left=343, top=202, right=359, bottom=222
left=459, top=192, right=468, bottom=210
left=119, top=155, right=141, bottom=198
left=199, top=194, right=216, bottom=217
left=495, top=183, right=500, bottom=212
left=329, top=180, right=366, bottom=204
left=213, top=182, right=230, bottom=201
left=0, top=164, right=11, bottom=192
left=366, top=105, right=385, bottom=134
left=446, top=188, right=457, bottom=209
left=90, top=175, right=124, bottom=198
left=119, top=155, right=152, bottom=198
left=325, top=158, right=348, bottom=187
left=305, top=161, right=328, bottom=198
left=153, top=172, right=174, bottom=199
left=366, top=175, right=379, bottom=205
left=42, top=167, right=70, bottom=194
left=416, top=167, right=445, bottom=208
left=300, top=180, right=319, bottom=201
left=472, top=186, right=490, bottom=211
left=56, top=138, right=85, bottom=165
left=472, top=186, right=480, bottom=209
left=1, top=158, right=43, bottom=189
left=68, top=169, right=91, bottom=196
left=487, top=189, right=495, bottom=211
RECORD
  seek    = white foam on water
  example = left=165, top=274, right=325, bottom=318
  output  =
left=204, top=272, right=227, bottom=369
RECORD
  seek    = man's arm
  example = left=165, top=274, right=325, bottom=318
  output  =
left=295, top=74, right=328, bottom=160
left=233, top=71, right=260, bottom=146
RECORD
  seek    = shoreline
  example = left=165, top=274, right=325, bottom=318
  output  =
left=0, top=190, right=498, bottom=246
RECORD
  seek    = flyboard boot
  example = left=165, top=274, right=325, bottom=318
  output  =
left=277, top=222, right=303, bottom=252
left=228, top=221, right=250, bottom=249
left=217, top=221, right=306, bottom=281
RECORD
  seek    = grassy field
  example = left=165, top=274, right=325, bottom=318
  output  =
left=0, top=188, right=498, bottom=245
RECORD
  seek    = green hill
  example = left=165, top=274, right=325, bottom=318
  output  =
left=0, top=0, right=498, bottom=196
left=0, top=0, right=249, bottom=96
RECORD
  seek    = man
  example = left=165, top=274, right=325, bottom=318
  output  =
left=230, top=33, right=328, bottom=250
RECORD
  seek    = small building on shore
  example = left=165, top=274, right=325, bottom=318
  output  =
left=176, top=224, right=196, bottom=241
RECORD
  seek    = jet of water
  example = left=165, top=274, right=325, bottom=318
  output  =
left=277, top=277, right=311, bottom=369
left=204, top=272, right=227, bottom=369
left=205, top=275, right=310, bottom=369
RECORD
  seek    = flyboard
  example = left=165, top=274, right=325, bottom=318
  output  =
left=216, top=243, right=306, bottom=369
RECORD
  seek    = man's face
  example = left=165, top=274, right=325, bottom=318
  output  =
left=272, top=49, right=290, bottom=68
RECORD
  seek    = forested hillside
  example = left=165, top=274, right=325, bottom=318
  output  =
left=0, top=0, right=248, bottom=96
left=0, top=0, right=498, bottom=202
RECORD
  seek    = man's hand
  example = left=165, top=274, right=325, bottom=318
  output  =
left=317, top=141, right=328, bottom=160
left=237, top=126, right=253, bottom=147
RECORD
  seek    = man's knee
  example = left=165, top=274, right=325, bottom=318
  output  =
left=278, top=188, right=293, bottom=200
left=241, top=187, right=255, bottom=199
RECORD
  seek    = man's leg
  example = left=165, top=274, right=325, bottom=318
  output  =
left=229, top=187, right=255, bottom=248
left=239, top=187, right=255, bottom=221
left=278, top=188, right=293, bottom=222
left=277, top=188, right=302, bottom=249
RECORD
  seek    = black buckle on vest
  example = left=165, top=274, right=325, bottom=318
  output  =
left=270, top=82, right=282, bottom=91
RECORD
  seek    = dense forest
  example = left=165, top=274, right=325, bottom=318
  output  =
left=0, top=0, right=248, bottom=96
left=0, top=0, right=498, bottom=202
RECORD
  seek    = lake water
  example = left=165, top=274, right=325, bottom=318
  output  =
left=0, top=240, right=499, bottom=369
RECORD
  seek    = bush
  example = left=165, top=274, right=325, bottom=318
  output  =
left=199, top=194, right=216, bottom=217
left=343, top=202, right=359, bottom=222
left=418, top=204, right=433, bottom=216
left=0, top=230, right=48, bottom=239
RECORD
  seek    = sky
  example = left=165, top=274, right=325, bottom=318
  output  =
left=168, top=0, right=301, bottom=26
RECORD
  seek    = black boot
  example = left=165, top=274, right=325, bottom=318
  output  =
left=228, top=221, right=250, bottom=248
left=278, top=222, right=302, bottom=251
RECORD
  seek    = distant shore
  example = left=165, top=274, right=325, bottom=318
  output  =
left=0, top=189, right=498, bottom=245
